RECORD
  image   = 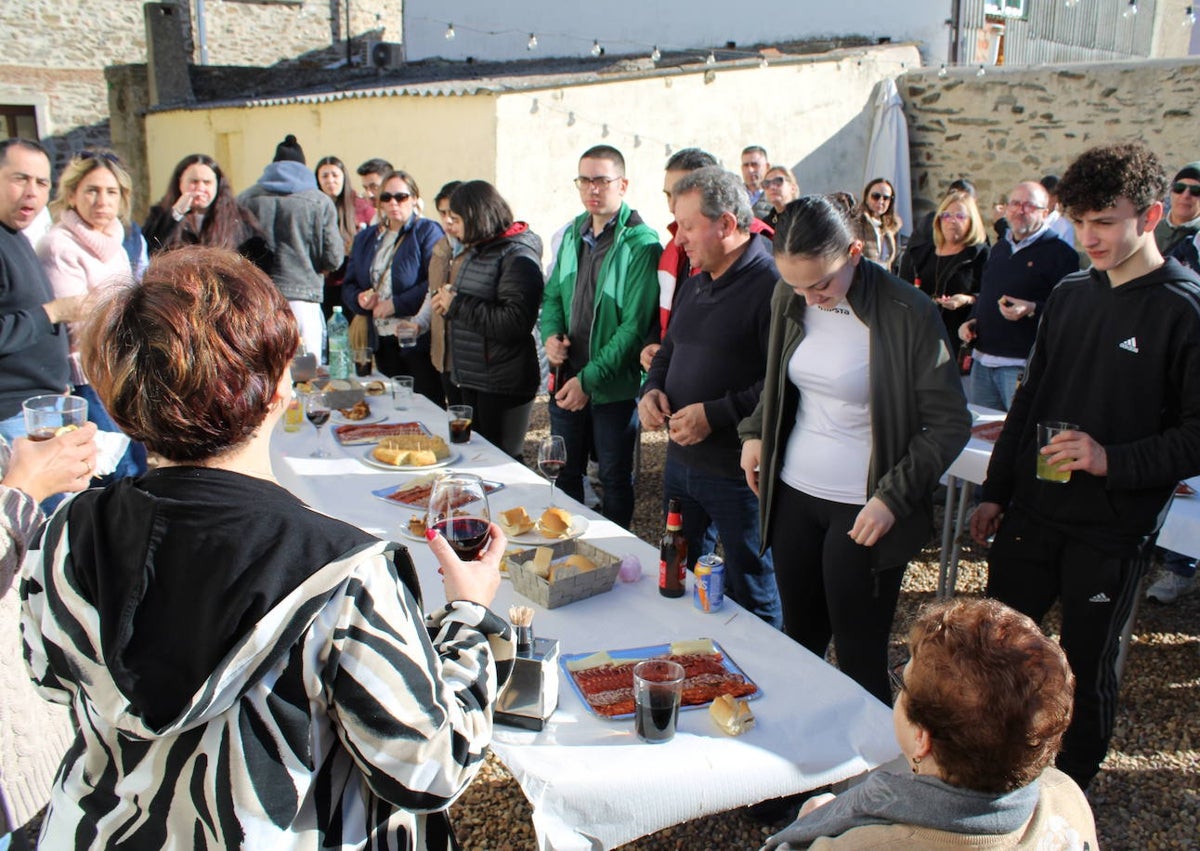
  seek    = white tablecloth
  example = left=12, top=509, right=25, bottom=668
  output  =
left=1156, top=477, right=1200, bottom=559
left=270, top=392, right=898, bottom=851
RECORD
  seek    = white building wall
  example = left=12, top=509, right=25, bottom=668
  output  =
left=493, top=44, right=919, bottom=255
left=401, top=0, right=950, bottom=65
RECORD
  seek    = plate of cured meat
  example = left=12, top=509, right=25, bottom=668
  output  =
left=334, top=420, right=429, bottom=446
left=372, top=475, right=505, bottom=510
left=561, top=638, right=760, bottom=720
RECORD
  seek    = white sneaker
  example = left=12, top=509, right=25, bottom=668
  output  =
left=1145, top=571, right=1197, bottom=604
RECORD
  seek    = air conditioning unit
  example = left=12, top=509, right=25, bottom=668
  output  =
left=369, top=41, right=405, bottom=70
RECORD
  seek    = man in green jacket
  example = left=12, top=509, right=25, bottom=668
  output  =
left=542, top=145, right=661, bottom=527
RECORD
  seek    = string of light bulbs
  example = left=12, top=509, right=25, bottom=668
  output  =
left=523, top=95, right=683, bottom=160
left=413, top=15, right=780, bottom=66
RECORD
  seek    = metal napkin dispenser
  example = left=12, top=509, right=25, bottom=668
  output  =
left=495, top=637, right=560, bottom=731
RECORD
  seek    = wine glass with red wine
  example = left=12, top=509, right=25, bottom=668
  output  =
left=425, top=473, right=493, bottom=560
left=305, top=391, right=333, bottom=458
left=538, top=435, right=567, bottom=508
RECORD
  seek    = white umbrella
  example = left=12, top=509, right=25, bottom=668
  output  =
left=863, top=77, right=912, bottom=238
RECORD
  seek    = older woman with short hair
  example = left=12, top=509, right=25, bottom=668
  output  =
left=21, top=246, right=512, bottom=848
left=763, top=598, right=1097, bottom=849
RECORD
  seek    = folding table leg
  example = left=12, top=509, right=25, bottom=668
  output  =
left=937, top=476, right=960, bottom=598
left=945, top=482, right=974, bottom=598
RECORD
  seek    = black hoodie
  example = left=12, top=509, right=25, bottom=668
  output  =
left=63, top=467, right=381, bottom=729
left=982, top=258, right=1200, bottom=554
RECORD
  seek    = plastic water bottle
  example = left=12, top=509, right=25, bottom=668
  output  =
left=327, top=307, right=351, bottom=379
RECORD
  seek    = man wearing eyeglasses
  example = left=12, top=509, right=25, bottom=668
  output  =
left=958, top=181, right=1078, bottom=411
left=542, top=145, right=661, bottom=528
left=1153, top=161, right=1200, bottom=257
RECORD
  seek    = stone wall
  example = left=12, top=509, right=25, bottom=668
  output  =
left=901, top=58, right=1200, bottom=216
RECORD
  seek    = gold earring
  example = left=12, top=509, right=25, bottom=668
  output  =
left=911, top=756, right=922, bottom=775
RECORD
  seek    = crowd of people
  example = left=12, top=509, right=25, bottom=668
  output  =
left=0, top=128, right=1197, bottom=848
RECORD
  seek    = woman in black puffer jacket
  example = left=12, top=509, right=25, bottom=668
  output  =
left=431, top=181, right=544, bottom=459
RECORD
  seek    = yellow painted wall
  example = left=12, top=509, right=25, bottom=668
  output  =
left=495, top=44, right=920, bottom=251
left=144, top=95, right=498, bottom=206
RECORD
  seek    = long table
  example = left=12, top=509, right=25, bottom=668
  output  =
left=270, top=391, right=897, bottom=851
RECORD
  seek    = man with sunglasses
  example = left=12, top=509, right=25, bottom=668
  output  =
left=958, top=181, right=1078, bottom=411
left=1154, top=161, right=1200, bottom=257
left=542, top=145, right=661, bottom=528
left=971, top=142, right=1200, bottom=791
left=240, top=135, right=343, bottom=361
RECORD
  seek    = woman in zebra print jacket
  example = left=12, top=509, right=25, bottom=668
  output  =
left=20, top=247, right=514, bottom=850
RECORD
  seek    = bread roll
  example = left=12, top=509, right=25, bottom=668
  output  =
left=709, top=693, right=756, bottom=736
left=538, top=507, right=572, bottom=537
left=500, top=507, right=535, bottom=536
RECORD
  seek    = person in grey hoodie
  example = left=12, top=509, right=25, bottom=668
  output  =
left=240, top=135, right=343, bottom=360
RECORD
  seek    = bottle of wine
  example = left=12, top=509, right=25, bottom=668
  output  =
left=658, top=498, right=686, bottom=598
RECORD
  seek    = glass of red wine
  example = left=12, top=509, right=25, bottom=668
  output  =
left=426, top=473, right=492, bottom=560
left=538, top=435, right=567, bottom=508
left=305, top=391, right=333, bottom=458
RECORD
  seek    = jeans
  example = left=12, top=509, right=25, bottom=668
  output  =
left=968, top=361, right=1023, bottom=411
left=662, top=457, right=782, bottom=627
left=0, top=411, right=25, bottom=442
left=548, top=396, right=636, bottom=528
left=75, top=383, right=146, bottom=482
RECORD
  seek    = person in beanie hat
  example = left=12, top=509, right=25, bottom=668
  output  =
left=1154, top=160, right=1200, bottom=256
left=274, top=134, right=306, bottom=165
left=241, top=136, right=343, bottom=359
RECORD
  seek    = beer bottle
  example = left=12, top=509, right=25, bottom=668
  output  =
left=658, top=498, right=686, bottom=598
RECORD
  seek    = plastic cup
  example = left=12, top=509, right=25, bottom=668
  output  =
left=397, top=324, right=419, bottom=348
left=391, top=375, right=414, bottom=410
left=633, top=659, right=684, bottom=744
left=1036, top=420, right=1078, bottom=483
left=23, top=394, right=88, bottom=441
left=448, top=404, right=473, bottom=444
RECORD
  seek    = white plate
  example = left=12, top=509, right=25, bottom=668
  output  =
left=397, top=524, right=429, bottom=544
left=331, top=401, right=386, bottom=426
left=507, top=515, right=589, bottom=545
left=359, top=447, right=461, bottom=472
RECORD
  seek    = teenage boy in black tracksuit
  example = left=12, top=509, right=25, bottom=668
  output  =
left=971, top=143, right=1200, bottom=790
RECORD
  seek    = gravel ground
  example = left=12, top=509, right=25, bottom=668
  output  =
left=448, top=400, right=1200, bottom=851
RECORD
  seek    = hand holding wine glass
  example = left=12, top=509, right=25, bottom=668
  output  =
left=426, top=473, right=493, bottom=560
left=538, top=435, right=567, bottom=508
left=305, top=391, right=333, bottom=458
left=426, top=520, right=506, bottom=607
